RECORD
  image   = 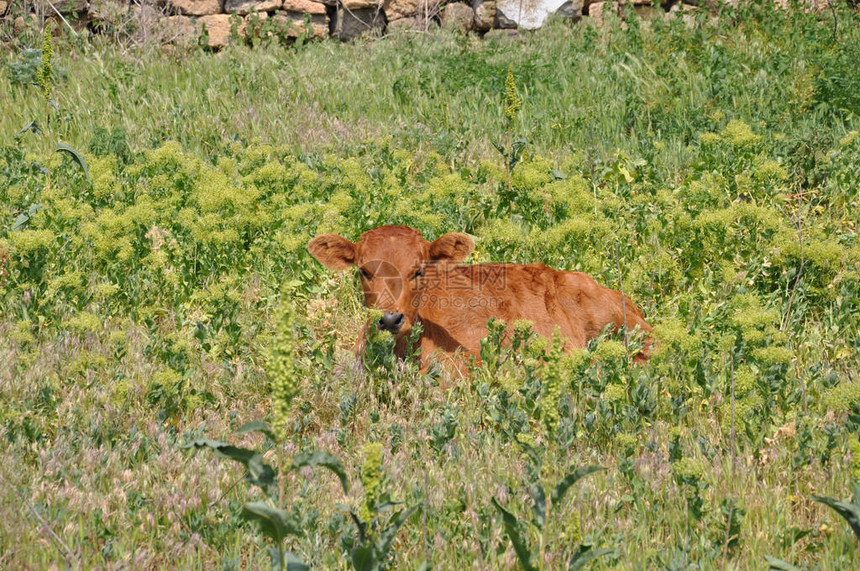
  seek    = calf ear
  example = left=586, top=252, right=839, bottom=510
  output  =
left=308, top=234, right=357, bottom=270
left=429, top=233, right=475, bottom=262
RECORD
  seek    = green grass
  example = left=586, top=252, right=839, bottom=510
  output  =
left=1, top=2, right=860, bottom=569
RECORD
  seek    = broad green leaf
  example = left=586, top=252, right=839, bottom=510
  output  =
left=236, top=420, right=277, bottom=442
left=376, top=505, right=419, bottom=557
left=290, top=450, right=349, bottom=493
left=346, top=510, right=368, bottom=543
left=551, top=466, right=604, bottom=507
left=247, top=453, right=277, bottom=497
left=12, top=204, right=43, bottom=231
left=12, top=213, right=30, bottom=231
left=528, top=483, right=546, bottom=530
left=811, top=488, right=860, bottom=541
left=18, top=121, right=41, bottom=135
left=568, top=545, right=612, bottom=571
left=764, top=555, right=801, bottom=571
left=374, top=499, right=403, bottom=514
left=417, top=560, right=433, bottom=571
left=55, top=142, right=90, bottom=182
left=509, top=430, right=540, bottom=471
left=491, top=498, right=537, bottom=571
left=509, top=138, right=527, bottom=171
left=350, top=543, right=379, bottom=571
left=185, top=438, right=257, bottom=464
left=492, top=141, right=506, bottom=158
left=268, top=547, right=310, bottom=571
left=185, top=439, right=277, bottom=496
left=241, top=501, right=300, bottom=545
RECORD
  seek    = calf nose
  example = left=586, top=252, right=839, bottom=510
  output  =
left=378, top=312, right=405, bottom=333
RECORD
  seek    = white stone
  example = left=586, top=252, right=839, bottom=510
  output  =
left=495, top=0, right=569, bottom=30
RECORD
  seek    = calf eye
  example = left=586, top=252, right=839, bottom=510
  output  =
left=359, top=268, right=371, bottom=280
left=412, top=268, right=425, bottom=279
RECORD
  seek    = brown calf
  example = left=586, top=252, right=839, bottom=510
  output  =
left=308, top=225, right=652, bottom=371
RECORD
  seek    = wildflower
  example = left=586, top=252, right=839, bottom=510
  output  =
left=427, top=173, right=470, bottom=198
left=504, top=64, right=522, bottom=124
left=594, top=340, right=628, bottom=362
left=481, top=218, right=527, bottom=251
left=753, top=159, right=788, bottom=181
left=698, top=132, right=721, bottom=146
left=838, top=131, right=857, bottom=148
left=359, top=443, right=384, bottom=523
left=511, top=157, right=553, bottom=190
left=654, top=319, right=701, bottom=353
left=10, top=229, right=54, bottom=254
left=540, top=330, right=564, bottom=434
left=751, top=346, right=793, bottom=365
left=733, top=365, right=756, bottom=398
left=822, top=382, right=860, bottom=414
left=513, top=319, right=533, bottom=336
left=10, top=320, right=35, bottom=345
left=67, top=311, right=102, bottom=334
left=672, top=457, right=706, bottom=487
left=38, top=25, right=53, bottom=103
left=515, top=432, right=537, bottom=450
left=604, top=383, right=627, bottom=403
left=266, top=301, right=300, bottom=440
left=613, top=432, right=636, bottom=454
left=721, top=120, right=761, bottom=147
left=152, top=368, right=183, bottom=390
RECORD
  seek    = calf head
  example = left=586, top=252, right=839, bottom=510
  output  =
left=308, top=226, right=474, bottom=338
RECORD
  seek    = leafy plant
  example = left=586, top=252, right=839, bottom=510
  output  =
left=342, top=443, right=420, bottom=571
left=492, top=65, right=528, bottom=206
left=185, top=421, right=315, bottom=569
left=6, top=48, right=43, bottom=88
left=491, top=466, right=610, bottom=570
left=811, top=481, right=860, bottom=541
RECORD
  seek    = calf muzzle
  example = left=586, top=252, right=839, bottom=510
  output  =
left=378, top=312, right=405, bottom=334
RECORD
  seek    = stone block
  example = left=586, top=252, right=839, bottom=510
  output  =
left=587, top=0, right=618, bottom=24
left=386, top=16, right=421, bottom=30
left=225, top=0, right=281, bottom=15
left=343, top=0, right=382, bottom=8
left=383, top=0, right=435, bottom=20
left=441, top=2, right=474, bottom=32
left=494, top=5, right=516, bottom=28
left=199, top=14, right=234, bottom=47
left=166, top=15, right=198, bottom=43
left=554, top=0, right=584, bottom=21
left=170, top=0, right=223, bottom=16
left=332, top=6, right=384, bottom=40
left=272, top=11, right=328, bottom=36
left=472, top=0, right=494, bottom=31
left=282, top=0, right=327, bottom=14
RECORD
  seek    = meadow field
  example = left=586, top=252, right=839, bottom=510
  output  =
left=2, top=3, right=860, bottom=568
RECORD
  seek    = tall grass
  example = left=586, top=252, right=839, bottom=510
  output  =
left=2, top=5, right=858, bottom=162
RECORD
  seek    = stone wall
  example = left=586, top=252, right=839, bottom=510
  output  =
left=0, top=0, right=834, bottom=48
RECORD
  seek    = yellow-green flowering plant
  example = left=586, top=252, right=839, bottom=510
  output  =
left=343, top=442, right=420, bottom=571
